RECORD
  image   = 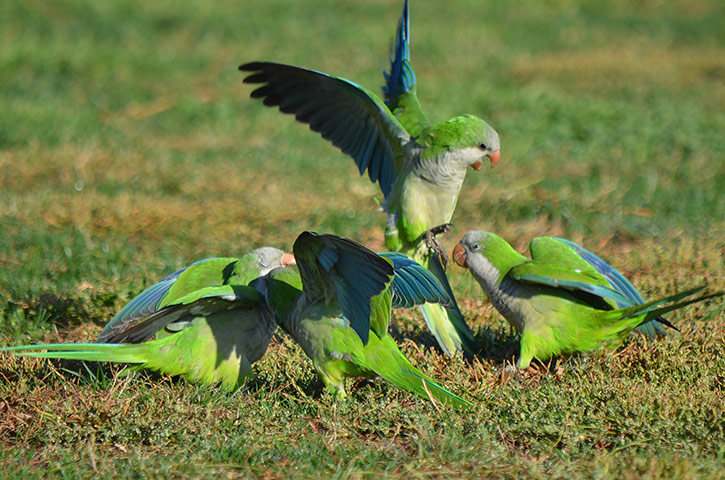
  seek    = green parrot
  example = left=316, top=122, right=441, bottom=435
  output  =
left=541, top=237, right=673, bottom=338
left=3, top=233, right=469, bottom=405
left=1, top=248, right=295, bottom=391
left=453, top=231, right=722, bottom=369
left=239, top=0, right=499, bottom=357
left=254, top=231, right=471, bottom=407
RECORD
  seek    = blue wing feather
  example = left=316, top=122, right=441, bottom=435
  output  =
left=294, top=232, right=394, bottom=344
left=553, top=238, right=644, bottom=305
left=96, top=258, right=234, bottom=343
left=380, top=252, right=452, bottom=308
left=383, top=0, right=415, bottom=103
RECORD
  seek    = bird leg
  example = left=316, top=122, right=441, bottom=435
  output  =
left=424, top=223, right=454, bottom=268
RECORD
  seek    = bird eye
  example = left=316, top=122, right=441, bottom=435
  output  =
left=472, top=243, right=481, bottom=251
left=479, top=143, right=487, bottom=150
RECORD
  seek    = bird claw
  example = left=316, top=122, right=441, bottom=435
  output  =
left=424, top=223, right=454, bottom=268
left=428, top=223, right=453, bottom=237
left=494, top=364, right=522, bottom=378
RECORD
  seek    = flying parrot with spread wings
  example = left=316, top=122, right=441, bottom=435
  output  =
left=239, top=0, right=499, bottom=357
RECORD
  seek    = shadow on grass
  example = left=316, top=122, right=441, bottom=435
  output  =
left=5, top=291, right=117, bottom=335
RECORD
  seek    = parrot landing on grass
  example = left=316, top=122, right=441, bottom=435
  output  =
left=255, top=231, right=472, bottom=407
left=239, top=0, right=499, bottom=357
left=1, top=248, right=295, bottom=391
left=453, top=231, right=723, bottom=370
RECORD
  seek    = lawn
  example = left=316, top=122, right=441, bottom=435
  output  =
left=1, top=0, right=723, bottom=477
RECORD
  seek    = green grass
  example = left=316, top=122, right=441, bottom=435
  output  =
left=1, top=0, right=724, bottom=477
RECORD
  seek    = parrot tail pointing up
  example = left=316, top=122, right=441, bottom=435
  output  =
left=383, top=0, right=414, bottom=104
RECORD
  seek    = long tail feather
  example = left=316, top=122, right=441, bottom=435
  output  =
left=1, top=343, right=150, bottom=364
left=613, top=286, right=722, bottom=324
left=371, top=336, right=472, bottom=408
left=421, top=254, right=479, bottom=357
left=383, top=0, right=414, bottom=104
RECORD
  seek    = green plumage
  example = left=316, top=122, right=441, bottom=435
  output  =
left=533, top=237, right=672, bottom=336
left=239, top=1, right=500, bottom=357
left=455, top=231, right=722, bottom=369
left=260, top=232, right=471, bottom=407
left=2, top=248, right=290, bottom=391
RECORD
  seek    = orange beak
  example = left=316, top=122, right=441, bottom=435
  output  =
left=452, top=244, right=467, bottom=268
left=487, top=150, right=500, bottom=167
left=471, top=159, right=482, bottom=171
left=281, top=253, right=296, bottom=266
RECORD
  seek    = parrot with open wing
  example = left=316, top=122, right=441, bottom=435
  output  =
left=239, top=1, right=499, bottom=357
left=1, top=248, right=294, bottom=391
left=255, top=232, right=471, bottom=406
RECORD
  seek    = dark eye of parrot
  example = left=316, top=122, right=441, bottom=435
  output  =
left=479, top=143, right=487, bottom=150
left=472, top=243, right=481, bottom=251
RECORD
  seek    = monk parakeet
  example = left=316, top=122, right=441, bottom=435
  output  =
left=3, top=233, right=469, bottom=406
left=255, top=231, right=471, bottom=407
left=453, top=231, right=722, bottom=369
left=1, top=248, right=295, bottom=391
left=541, top=237, right=673, bottom=338
left=239, top=0, right=498, bottom=357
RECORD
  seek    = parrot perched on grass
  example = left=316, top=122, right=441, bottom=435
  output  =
left=239, top=0, right=499, bottom=357
left=1, top=248, right=295, bottom=391
left=254, top=231, right=471, bottom=407
left=3, top=233, right=470, bottom=406
left=453, top=231, right=723, bottom=370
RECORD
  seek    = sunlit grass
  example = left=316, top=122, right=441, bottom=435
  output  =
left=1, top=0, right=723, bottom=477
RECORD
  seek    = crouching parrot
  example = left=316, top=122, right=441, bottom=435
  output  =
left=453, top=231, right=723, bottom=369
left=4, top=233, right=471, bottom=406
left=1, top=248, right=295, bottom=390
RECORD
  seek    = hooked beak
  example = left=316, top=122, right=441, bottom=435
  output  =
left=281, top=253, right=296, bottom=266
left=452, top=244, right=467, bottom=268
left=471, top=159, right=483, bottom=171
left=487, top=150, right=500, bottom=167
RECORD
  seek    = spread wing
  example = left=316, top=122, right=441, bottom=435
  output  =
left=97, top=258, right=241, bottom=343
left=379, top=252, right=452, bottom=309
left=293, top=232, right=394, bottom=344
left=240, top=62, right=411, bottom=200
left=96, top=258, right=259, bottom=343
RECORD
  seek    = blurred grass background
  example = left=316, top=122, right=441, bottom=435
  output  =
left=1, top=0, right=723, bottom=477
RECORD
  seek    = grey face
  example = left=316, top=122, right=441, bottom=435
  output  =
left=249, top=247, right=286, bottom=275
